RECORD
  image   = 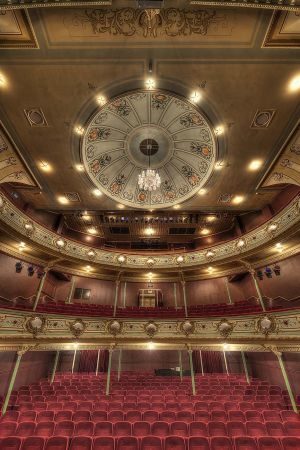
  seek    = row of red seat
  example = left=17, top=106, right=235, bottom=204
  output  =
left=1, top=435, right=300, bottom=450
left=2, top=410, right=298, bottom=424
left=2, top=419, right=300, bottom=438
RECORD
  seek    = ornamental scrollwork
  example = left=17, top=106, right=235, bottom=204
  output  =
left=106, top=319, right=123, bottom=336
left=256, top=315, right=277, bottom=335
left=217, top=319, right=234, bottom=337
left=25, top=315, right=46, bottom=337
left=144, top=321, right=159, bottom=337
left=180, top=320, right=195, bottom=336
left=69, top=318, right=86, bottom=337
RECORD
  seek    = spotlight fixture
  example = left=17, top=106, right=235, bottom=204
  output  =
left=74, top=125, right=84, bottom=135
left=87, top=227, right=97, bottom=235
left=15, top=262, right=23, bottom=273
left=214, top=125, right=224, bottom=135
left=92, top=189, right=102, bottom=197
left=118, top=255, right=126, bottom=264
left=267, top=222, right=278, bottom=234
left=236, top=238, right=246, bottom=249
left=201, top=228, right=210, bottom=236
left=85, top=265, right=92, bottom=272
left=215, top=162, right=224, bottom=171
left=232, top=195, right=245, bottom=205
left=96, top=95, right=107, bottom=106
left=190, top=91, right=202, bottom=103
left=57, top=195, right=69, bottom=205
left=75, top=164, right=84, bottom=172
left=176, top=255, right=184, bottom=264
left=19, top=242, right=26, bottom=251
left=55, top=238, right=66, bottom=249
left=145, top=227, right=154, bottom=236
left=273, top=264, right=281, bottom=276
left=206, top=250, right=215, bottom=259
left=248, top=160, right=263, bottom=171
left=207, top=266, right=214, bottom=273
left=275, top=242, right=283, bottom=253
left=145, top=78, right=155, bottom=90
left=28, top=265, right=35, bottom=277
left=173, top=205, right=180, bottom=210
left=256, top=270, right=263, bottom=280
left=39, top=161, right=52, bottom=172
left=0, top=72, right=7, bottom=87
left=147, top=258, right=155, bottom=267
left=289, top=74, right=300, bottom=92
left=265, top=266, right=272, bottom=278
left=198, top=188, right=207, bottom=196
left=223, top=342, right=228, bottom=350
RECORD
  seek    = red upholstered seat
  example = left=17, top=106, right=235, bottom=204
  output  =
left=126, top=411, right=142, bottom=423
left=92, top=437, right=114, bottom=450
left=228, top=411, right=245, bottom=422
left=281, top=411, right=300, bottom=422
left=227, top=421, right=247, bottom=437
left=245, top=411, right=263, bottom=422
left=188, top=437, right=210, bottom=450
left=208, top=421, right=227, bottom=436
left=194, top=412, right=210, bottom=423
left=0, top=421, right=17, bottom=437
left=210, top=436, right=232, bottom=450
left=0, top=436, right=22, bottom=450
left=36, top=412, right=54, bottom=423
left=265, top=421, right=285, bottom=437
left=177, top=411, right=194, bottom=423
left=73, top=412, right=90, bottom=423
left=108, top=411, right=124, bottom=423
left=257, top=437, right=281, bottom=450
left=20, top=437, right=45, bottom=450
left=235, top=436, right=258, bottom=450
left=114, top=421, right=132, bottom=437
left=189, top=422, right=208, bottom=437
left=116, top=436, right=138, bottom=450
left=143, top=411, right=159, bottom=423
left=246, top=421, right=268, bottom=437
left=1, top=411, right=19, bottom=423
left=132, top=422, right=151, bottom=437
left=16, top=422, right=36, bottom=438
left=54, top=420, right=74, bottom=437
left=55, top=411, right=72, bottom=422
left=170, top=422, right=188, bottom=437
left=35, top=422, right=55, bottom=437
left=159, top=411, right=176, bottom=423
left=283, top=421, right=300, bottom=436
left=151, top=422, right=169, bottom=437
left=165, top=436, right=185, bottom=450
left=140, top=436, right=162, bottom=450
left=74, top=421, right=94, bottom=437
left=281, top=437, right=300, bottom=449
left=91, top=411, right=107, bottom=422
left=69, top=436, right=92, bottom=450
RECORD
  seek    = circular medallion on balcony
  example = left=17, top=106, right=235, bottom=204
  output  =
left=257, top=315, right=277, bottom=335
left=217, top=319, right=234, bottom=337
left=144, top=321, right=159, bottom=337
left=70, top=319, right=86, bottom=337
left=180, top=320, right=195, bottom=336
left=25, top=315, right=46, bottom=337
left=81, top=90, right=217, bottom=209
left=107, top=320, right=123, bottom=336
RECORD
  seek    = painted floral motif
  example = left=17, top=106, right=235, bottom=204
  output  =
left=280, top=159, right=292, bottom=168
left=290, top=144, right=300, bottom=155
left=272, top=172, right=285, bottom=181
left=109, top=98, right=131, bottom=117
left=110, top=174, right=126, bottom=194
left=129, top=93, right=147, bottom=101
left=190, top=142, right=212, bottom=159
left=137, top=190, right=147, bottom=203
left=181, top=165, right=200, bottom=186
left=180, top=113, right=204, bottom=128
left=89, top=155, right=111, bottom=175
left=152, top=93, right=169, bottom=110
left=98, top=173, right=109, bottom=185
left=199, top=161, right=208, bottom=174
left=0, top=134, right=8, bottom=153
left=161, top=180, right=176, bottom=201
left=178, top=185, right=189, bottom=195
left=86, top=145, right=95, bottom=160
left=151, top=193, right=163, bottom=203
left=123, top=191, right=134, bottom=200
left=94, top=112, right=108, bottom=124
left=88, top=127, right=111, bottom=142
left=199, top=129, right=211, bottom=142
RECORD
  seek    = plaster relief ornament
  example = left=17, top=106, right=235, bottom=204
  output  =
left=0, top=194, right=4, bottom=212
left=25, top=315, right=46, bottom=337
left=70, top=319, right=86, bottom=337
left=81, top=89, right=216, bottom=209
left=87, top=249, right=96, bottom=261
left=107, top=320, right=122, bottom=336
left=24, top=220, right=35, bottom=237
left=180, top=320, right=195, bottom=336
left=257, top=315, right=277, bottom=335
left=217, top=319, right=234, bottom=337
left=145, top=321, right=158, bottom=337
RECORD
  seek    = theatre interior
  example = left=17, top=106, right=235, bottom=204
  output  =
left=0, top=0, right=300, bottom=448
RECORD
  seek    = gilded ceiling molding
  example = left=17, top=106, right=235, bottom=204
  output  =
left=0, top=308, right=300, bottom=347
left=0, top=191, right=299, bottom=270
left=0, top=124, right=37, bottom=188
left=190, top=1, right=299, bottom=11
left=0, top=1, right=111, bottom=11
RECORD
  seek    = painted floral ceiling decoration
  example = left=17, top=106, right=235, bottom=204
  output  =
left=82, top=90, right=217, bottom=209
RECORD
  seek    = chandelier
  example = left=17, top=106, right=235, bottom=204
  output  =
left=138, top=139, right=161, bottom=192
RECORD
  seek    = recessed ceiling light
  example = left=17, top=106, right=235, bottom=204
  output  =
left=75, top=164, right=84, bottom=172
left=207, top=266, right=214, bottom=273
left=117, top=203, right=125, bottom=209
left=57, top=195, right=69, bottom=205
left=215, top=162, right=224, bottom=170
left=190, top=91, right=202, bottom=103
left=147, top=342, right=155, bottom=350
left=74, top=125, right=84, bottom=135
left=87, top=227, right=97, bottom=235
left=232, top=195, right=245, bottom=205
left=19, top=242, right=26, bottom=251
left=148, top=272, right=153, bottom=278
left=145, top=78, right=155, bottom=90
left=85, top=265, right=92, bottom=272
left=176, top=255, right=184, bottom=264
left=0, top=73, right=7, bottom=87
left=248, top=160, right=263, bottom=171
left=198, top=188, right=207, bottom=196
left=206, top=215, right=216, bottom=222
left=201, top=228, right=211, bottom=235
left=289, top=74, right=300, bottom=92
left=96, top=95, right=107, bottom=106
left=214, top=125, right=224, bottom=135
left=92, top=189, right=102, bottom=197
left=206, top=250, right=215, bottom=259
left=275, top=243, right=283, bottom=252
left=173, top=205, right=180, bottom=210
left=56, top=238, right=66, bottom=248
left=39, top=161, right=52, bottom=172
left=118, top=255, right=126, bottom=264
left=82, top=214, right=91, bottom=221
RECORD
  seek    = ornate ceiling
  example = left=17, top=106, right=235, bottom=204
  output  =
left=82, top=90, right=216, bottom=209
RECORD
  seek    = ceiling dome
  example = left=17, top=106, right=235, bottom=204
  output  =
left=82, top=90, right=217, bottom=209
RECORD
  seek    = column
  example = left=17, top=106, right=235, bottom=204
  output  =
left=225, top=277, right=233, bottom=305
left=188, top=350, right=196, bottom=396
left=50, top=351, right=60, bottom=384
left=113, top=281, right=120, bottom=317
left=32, top=269, right=48, bottom=311
left=250, top=270, right=266, bottom=312
left=66, top=276, right=76, bottom=304
left=117, top=349, right=122, bottom=382
left=106, top=348, right=113, bottom=396
left=71, top=349, right=77, bottom=374
left=276, top=351, right=298, bottom=413
left=174, top=282, right=178, bottom=309
left=178, top=350, right=183, bottom=381
left=181, top=280, right=188, bottom=317
left=95, top=349, right=100, bottom=376
left=199, top=350, right=204, bottom=376
left=123, top=282, right=127, bottom=308
left=2, top=350, right=24, bottom=416
left=223, top=350, right=229, bottom=375
left=241, top=351, right=250, bottom=384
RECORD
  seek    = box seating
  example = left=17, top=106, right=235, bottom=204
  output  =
left=0, top=373, right=299, bottom=449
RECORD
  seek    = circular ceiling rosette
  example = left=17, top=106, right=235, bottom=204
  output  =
left=82, top=90, right=217, bottom=209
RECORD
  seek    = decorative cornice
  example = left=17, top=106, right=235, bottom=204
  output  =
left=0, top=191, right=299, bottom=271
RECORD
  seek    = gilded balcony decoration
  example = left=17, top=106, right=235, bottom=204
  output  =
left=180, top=320, right=195, bottom=336
left=107, top=320, right=123, bottom=336
left=144, top=321, right=159, bottom=337
left=217, top=319, right=234, bottom=337
left=256, top=315, right=278, bottom=335
left=69, top=319, right=86, bottom=338
left=25, top=315, right=46, bottom=337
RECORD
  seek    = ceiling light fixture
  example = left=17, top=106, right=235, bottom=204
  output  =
left=176, top=255, right=184, bottom=264
left=206, top=215, right=216, bottom=223
left=145, top=78, right=155, bottom=90
left=85, top=265, right=92, bottom=272
left=57, top=195, right=69, bottom=205
left=173, top=205, right=180, bottom=210
left=74, top=125, right=84, bottom=135
left=75, top=164, right=84, bottom=172
left=118, top=255, right=126, bottom=264
left=198, top=188, right=207, bottom=196
left=215, top=162, right=224, bottom=170
left=96, top=95, right=107, bottom=106
left=56, top=238, right=66, bottom=249
left=248, top=159, right=263, bottom=171
left=92, top=189, right=102, bottom=197
left=87, top=227, right=97, bottom=235
left=138, top=140, right=161, bottom=192
left=147, top=341, right=155, bottom=350
left=145, top=227, right=154, bottom=236
left=201, top=228, right=210, bottom=235
left=232, top=195, right=244, bottom=205
left=117, top=203, right=125, bottom=209
left=190, top=91, right=202, bottom=103
left=19, top=242, right=26, bottom=251
left=0, top=73, right=7, bottom=87
left=39, top=161, right=52, bottom=172
left=207, top=266, right=214, bottom=273
left=289, top=74, right=300, bottom=92
left=275, top=243, right=283, bottom=253
left=214, top=125, right=224, bottom=135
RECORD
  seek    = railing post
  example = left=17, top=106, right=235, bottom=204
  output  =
left=241, top=351, right=250, bottom=384
left=71, top=349, right=77, bottom=374
left=250, top=269, right=266, bottom=312
left=2, top=349, right=25, bottom=416
left=33, top=269, right=48, bottom=311
left=50, top=351, right=60, bottom=384
left=181, top=280, right=188, bottom=317
left=113, top=281, right=120, bottom=317
left=199, top=350, right=204, bottom=376
left=225, top=277, right=233, bottom=305
left=275, top=350, right=298, bottom=413
left=178, top=350, right=183, bottom=381
left=188, top=349, right=196, bottom=396
left=174, top=282, right=178, bottom=309
left=95, top=349, right=100, bottom=376
left=117, top=349, right=122, bottom=382
left=123, top=282, right=127, bottom=308
left=223, top=350, right=229, bottom=375
left=106, top=348, right=113, bottom=396
left=66, top=276, right=76, bottom=304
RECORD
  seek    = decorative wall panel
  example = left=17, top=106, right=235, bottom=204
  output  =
left=264, top=11, right=300, bottom=47
left=0, top=10, right=37, bottom=48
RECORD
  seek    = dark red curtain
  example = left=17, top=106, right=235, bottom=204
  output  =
left=78, top=350, right=109, bottom=373
left=193, top=351, right=223, bottom=373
